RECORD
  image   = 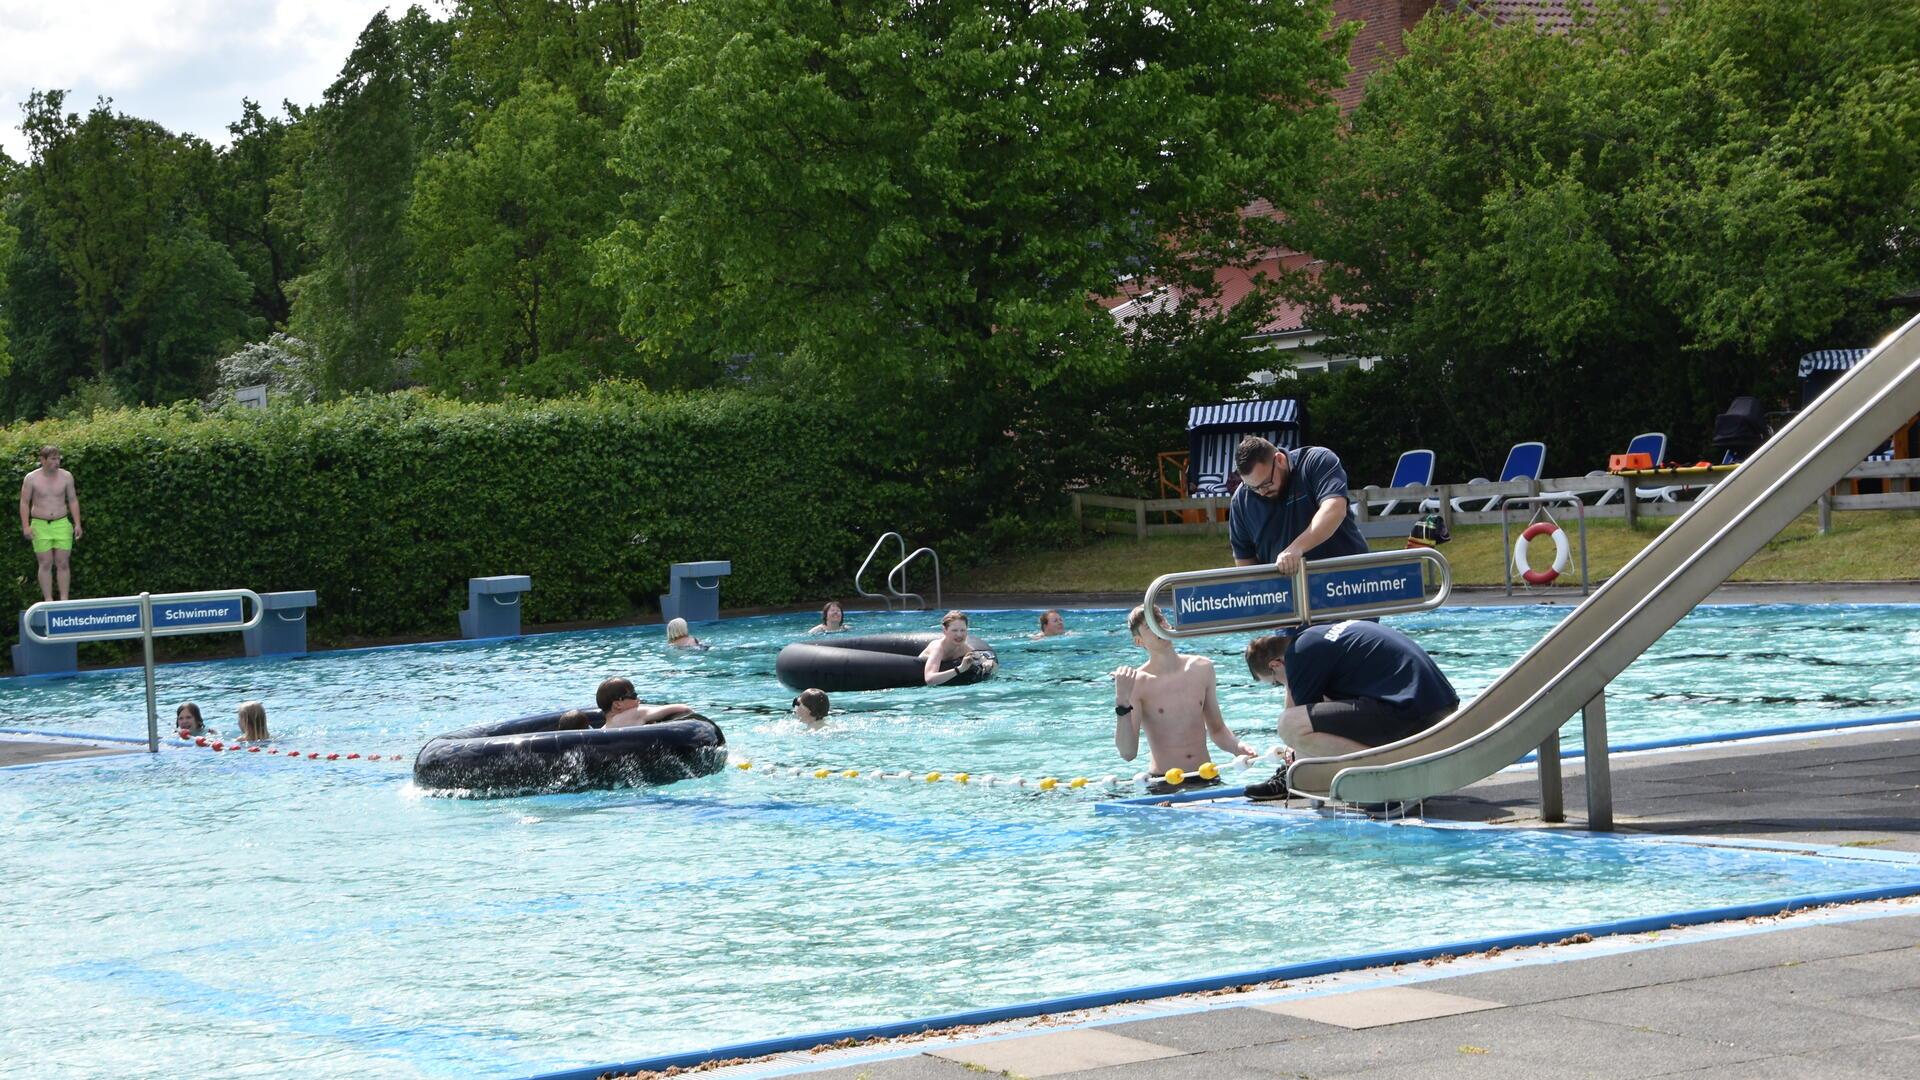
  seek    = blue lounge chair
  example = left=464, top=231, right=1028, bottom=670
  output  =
left=1425, top=442, right=1546, bottom=513
left=1365, top=449, right=1435, bottom=517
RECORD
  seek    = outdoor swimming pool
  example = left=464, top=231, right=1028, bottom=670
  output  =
left=5, top=604, right=1918, bottom=1078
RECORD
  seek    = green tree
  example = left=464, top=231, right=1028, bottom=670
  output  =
left=205, top=100, right=311, bottom=329
left=1281, top=0, right=1920, bottom=475
left=0, top=199, right=16, bottom=377
left=286, top=7, right=454, bottom=395
left=598, top=0, right=1350, bottom=500
left=405, top=80, right=631, bottom=397
left=3, top=92, right=250, bottom=412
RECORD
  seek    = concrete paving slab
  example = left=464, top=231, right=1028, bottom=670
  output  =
left=1651, top=1055, right=1899, bottom=1080
left=1255, top=986, right=1503, bottom=1029
left=799, top=1054, right=994, bottom=1080
left=1539, top=982, right=1920, bottom=1054
left=929, top=1029, right=1184, bottom=1076
left=1096, top=1005, right=1337, bottom=1052
left=1796, top=1033, right=1920, bottom=1076
left=0, top=739, right=134, bottom=766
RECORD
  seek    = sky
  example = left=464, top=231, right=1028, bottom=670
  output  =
left=0, top=1, right=426, bottom=161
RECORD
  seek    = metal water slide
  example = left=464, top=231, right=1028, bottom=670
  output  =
left=1288, top=312, right=1920, bottom=807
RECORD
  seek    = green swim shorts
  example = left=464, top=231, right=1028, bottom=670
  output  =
left=30, top=516, right=72, bottom=553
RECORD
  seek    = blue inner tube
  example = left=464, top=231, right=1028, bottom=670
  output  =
left=775, top=632, right=997, bottom=692
left=413, top=709, right=727, bottom=795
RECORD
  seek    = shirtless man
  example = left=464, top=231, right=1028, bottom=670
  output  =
left=19, top=445, right=82, bottom=602
left=1111, top=605, right=1260, bottom=794
left=920, top=610, right=986, bottom=686
left=596, top=677, right=695, bottom=729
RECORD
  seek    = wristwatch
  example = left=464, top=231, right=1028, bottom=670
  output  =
left=1114, top=704, right=1134, bottom=716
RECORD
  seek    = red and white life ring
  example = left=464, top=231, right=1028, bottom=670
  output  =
left=1513, top=521, right=1570, bottom=585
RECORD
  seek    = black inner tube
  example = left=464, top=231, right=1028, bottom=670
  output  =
left=776, top=632, right=997, bottom=692
left=414, top=709, right=727, bottom=795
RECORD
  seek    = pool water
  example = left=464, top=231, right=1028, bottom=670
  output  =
left=4, top=604, right=1918, bottom=1078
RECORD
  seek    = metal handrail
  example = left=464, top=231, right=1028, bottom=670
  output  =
left=1141, top=548, right=1452, bottom=640
left=888, top=547, right=941, bottom=611
left=855, top=532, right=910, bottom=610
left=1501, top=493, right=1590, bottom=596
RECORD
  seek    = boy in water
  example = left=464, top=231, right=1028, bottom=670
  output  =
left=791, top=688, right=830, bottom=729
left=920, top=610, right=984, bottom=686
left=1111, top=605, right=1261, bottom=794
left=596, top=677, right=694, bottom=729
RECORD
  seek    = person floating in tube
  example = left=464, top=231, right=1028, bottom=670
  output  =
left=920, top=610, right=992, bottom=686
left=596, top=677, right=694, bottom=729
left=1240, top=621, right=1458, bottom=801
left=1111, top=605, right=1261, bottom=795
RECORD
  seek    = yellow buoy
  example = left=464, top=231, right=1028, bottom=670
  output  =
left=842, top=769, right=860, bottom=779
left=813, top=768, right=831, bottom=779
left=925, top=771, right=943, bottom=783
left=1038, top=777, right=1058, bottom=791
left=1198, top=762, right=1220, bottom=780
left=1163, top=767, right=1186, bottom=787
left=1068, top=777, right=1088, bottom=789
left=736, top=761, right=753, bottom=770
left=954, top=773, right=970, bottom=784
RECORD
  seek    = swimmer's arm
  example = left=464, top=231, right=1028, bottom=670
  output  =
left=17, top=477, right=29, bottom=538
left=1112, top=667, right=1141, bottom=761
left=923, top=647, right=960, bottom=686
left=1199, top=668, right=1258, bottom=758
left=64, top=471, right=80, bottom=536
left=637, top=703, right=694, bottom=724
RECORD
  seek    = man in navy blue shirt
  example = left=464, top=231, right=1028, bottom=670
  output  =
left=1229, top=437, right=1369, bottom=574
left=1238, top=620, right=1458, bottom=800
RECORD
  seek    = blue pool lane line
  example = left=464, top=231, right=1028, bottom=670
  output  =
left=518, top=877, right=1920, bottom=1080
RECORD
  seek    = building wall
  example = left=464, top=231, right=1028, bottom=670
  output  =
left=1331, top=0, right=1441, bottom=113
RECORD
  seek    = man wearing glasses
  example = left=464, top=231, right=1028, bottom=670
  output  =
left=1229, top=436, right=1368, bottom=573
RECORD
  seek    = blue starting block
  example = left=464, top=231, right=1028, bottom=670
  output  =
left=242, top=590, right=318, bottom=657
left=459, top=575, right=532, bottom=639
left=12, top=609, right=78, bottom=676
left=659, top=561, right=731, bottom=623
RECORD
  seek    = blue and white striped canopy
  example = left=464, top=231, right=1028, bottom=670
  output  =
left=1188, top=398, right=1300, bottom=433
left=1797, top=349, right=1868, bottom=377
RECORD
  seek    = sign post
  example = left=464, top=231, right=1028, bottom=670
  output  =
left=1143, top=549, right=1451, bottom=641
left=22, top=589, right=263, bottom=752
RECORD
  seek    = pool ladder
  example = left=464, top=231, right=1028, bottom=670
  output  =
left=855, top=532, right=941, bottom=611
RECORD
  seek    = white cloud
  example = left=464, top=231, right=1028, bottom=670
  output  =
left=0, top=1, right=433, bottom=160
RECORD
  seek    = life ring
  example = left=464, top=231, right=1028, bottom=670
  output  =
left=1513, top=521, right=1570, bottom=585
left=775, top=632, right=998, bottom=692
left=413, top=709, right=727, bottom=795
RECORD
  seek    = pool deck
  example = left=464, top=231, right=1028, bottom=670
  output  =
left=659, top=725, right=1920, bottom=1080
left=0, top=733, right=137, bottom=767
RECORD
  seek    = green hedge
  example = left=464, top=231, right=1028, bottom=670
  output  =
left=4, top=387, right=950, bottom=656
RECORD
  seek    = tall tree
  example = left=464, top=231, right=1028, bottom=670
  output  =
left=204, top=100, right=311, bottom=329
left=0, top=192, right=16, bottom=377
left=3, top=92, right=249, bottom=411
left=598, top=0, right=1350, bottom=500
left=286, top=7, right=454, bottom=395
left=1281, top=0, right=1920, bottom=474
left=405, top=80, right=630, bottom=396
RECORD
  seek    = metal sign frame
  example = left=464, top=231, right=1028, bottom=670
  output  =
left=1142, top=549, right=1452, bottom=641
left=22, top=589, right=264, bottom=752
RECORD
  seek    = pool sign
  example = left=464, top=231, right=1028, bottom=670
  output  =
left=22, top=589, right=263, bottom=753
left=1171, top=575, right=1298, bottom=629
left=1146, top=549, right=1451, bottom=640
left=1307, top=561, right=1426, bottom=617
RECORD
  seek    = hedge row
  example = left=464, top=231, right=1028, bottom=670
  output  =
left=4, top=387, right=951, bottom=654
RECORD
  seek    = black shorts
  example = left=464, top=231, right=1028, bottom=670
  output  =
left=1147, top=774, right=1225, bottom=796
left=1305, top=698, right=1449, bottom=748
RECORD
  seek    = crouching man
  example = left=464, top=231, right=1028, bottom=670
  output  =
left=1242, top=621, right=1458, bottom=801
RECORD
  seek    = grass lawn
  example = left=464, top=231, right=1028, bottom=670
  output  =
left=950, top=509, right=1920, bottom=593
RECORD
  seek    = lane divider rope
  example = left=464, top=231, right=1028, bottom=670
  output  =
left=723, top=747, right=1291, bottom=792
left=185, top=736, right=406, bottom=763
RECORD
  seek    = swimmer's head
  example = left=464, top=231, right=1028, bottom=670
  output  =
left=820, top=601, right=844, bottom=627
left=235, top=700, right=269, bottom=740
left=556, top=709, right=590, bottom=731
left=792, top=688, right=830, bottom=726
left=597, top=677, right=638, bottom=712
left=665, top=617, right=692, bottom=643
left=1126, top=605, right=1168, bottom=643
left=940, top=610, right=969, bottom=643
left=175, top=701, right=204, bottom=734
left=1038, top=610, right=1065, bottom=635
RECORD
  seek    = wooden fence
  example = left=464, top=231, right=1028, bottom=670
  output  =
left=1071, top=460, right=1920, bottom=540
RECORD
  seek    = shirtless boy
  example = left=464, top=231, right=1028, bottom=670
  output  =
left=596, top=677, right=695, bottom=729
left=1111, top=605, right=1260, bottom=794
left=19, top=445, right=82, bottom=602
left=920, top=610, right=984, bottom=686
